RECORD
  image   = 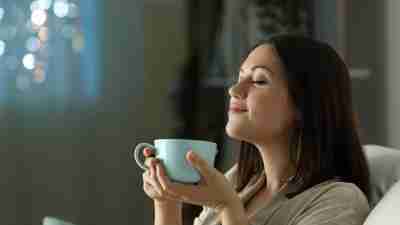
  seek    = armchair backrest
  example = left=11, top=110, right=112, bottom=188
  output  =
left=362, top=145, right=400, bottom=225
left=363, top=144, right=400, bottom=207
left=43, top=216, right=77, bottom=225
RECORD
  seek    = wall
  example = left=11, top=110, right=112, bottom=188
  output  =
left=314, top=0, right=387, bottom=146
left=316, top=0, right=400, bottom=148
left=385, top=0, right=400, bottom=148
left=345, top=0, right=387, bottom=146
left=144, top=0, right=186, bottom=138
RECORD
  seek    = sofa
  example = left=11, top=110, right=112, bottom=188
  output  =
left=363, top=145, right=400, bottom=225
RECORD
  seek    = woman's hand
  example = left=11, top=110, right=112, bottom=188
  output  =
left=142, top=148, right=182, bottom=204
left=142, top=148, right=240, bottom=211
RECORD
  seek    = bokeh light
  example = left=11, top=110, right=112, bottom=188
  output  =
left=53, top=0, right=69, bottom=18
left=31, top=9, right=47, bottom=26
left=38, top=0, right=53, bottom=10
left=2, top=1, right=82, bottom=88
left=30, top=1, right=41, bottom=11
left=33, top=64, right=46, bottom=83
left=0, top=40, right=5, bottom=56
left=26, top=36, right=41, bottom=52
left=67, top=3, right=79, bottom=18
left=22, top=53, right=36, bottom=70
left=0, top=7, right=4, bottom=22
left=27, top=20, right=41, bottom=33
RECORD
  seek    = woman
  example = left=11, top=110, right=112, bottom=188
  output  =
left=141, top=34, right=370, bottom=225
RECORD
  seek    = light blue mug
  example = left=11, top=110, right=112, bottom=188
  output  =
left=133, top=139, right=218, bottom=183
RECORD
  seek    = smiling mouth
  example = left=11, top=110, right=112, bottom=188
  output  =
left=229, top=107, right=248, bottom=113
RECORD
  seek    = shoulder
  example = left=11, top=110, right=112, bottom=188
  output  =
left=308, top=180, right=367, bottom=199
left=297, top=181, right=369, bottom=211
left=289, top=181, right=370, bottom=225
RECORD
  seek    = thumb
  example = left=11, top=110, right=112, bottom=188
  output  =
left=186, top=150, right=214, bottom=177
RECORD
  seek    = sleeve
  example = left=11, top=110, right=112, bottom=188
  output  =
left=293, top=183, right=370, bottom=225
left=193, top=164, right=238, bottom=225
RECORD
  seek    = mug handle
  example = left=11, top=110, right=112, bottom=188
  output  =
left=132, top=143, right=156, bottom=170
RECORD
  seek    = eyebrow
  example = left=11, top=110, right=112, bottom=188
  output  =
left=239, top=65, right=274, bottom=76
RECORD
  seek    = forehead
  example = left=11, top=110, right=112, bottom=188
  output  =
left=241, top=44, right=283, bottom=73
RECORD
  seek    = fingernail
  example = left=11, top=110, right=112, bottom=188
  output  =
left=187, top=151, right=195, bottom=160
left=143, top=148, right=151, bottom=156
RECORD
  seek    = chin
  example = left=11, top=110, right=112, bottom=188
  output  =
left=225, top=123, right=247, bottom=141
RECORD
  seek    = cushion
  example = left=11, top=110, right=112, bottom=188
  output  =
left=42, top=216, right=76, bottom=225
left=363, top=180, right=400, bottom=225
left=363, top=145, right=400, bottom=207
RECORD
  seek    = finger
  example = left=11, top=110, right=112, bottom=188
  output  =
left=143, top=179, right=161, bottom=197
left=143, top=169, right=181, bottom=202
left=143, top=147, right=154, bottom=157
left=150, top=165, right=164, bottom=195
left=149, top=164, right=154, bottom=177
left=143, top=180, right=162, bottom=199
left=155, top=164, right=208, bottom=206
left=143, top=182, right=156, bottom=196
left=186, top=151, right=214, bottom=179
left=143, top=182, right=179, bottom=202
left=142, top=171, right=152, bottom=187
left=143, top=170, right=162, bottom=196
left=158, top=174, right=205, bottom=206
left=156, top=163, right=183, bottom=199
left=144, top=157, right=160, bottom=168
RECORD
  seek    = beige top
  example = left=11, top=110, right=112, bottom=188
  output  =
left=194, top=165, right=370, bottom=225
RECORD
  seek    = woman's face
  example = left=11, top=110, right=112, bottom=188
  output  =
left=226, top=44, right=296, bottom=144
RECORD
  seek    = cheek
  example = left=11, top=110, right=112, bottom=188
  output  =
left=249, top=94, right=294, bottom=131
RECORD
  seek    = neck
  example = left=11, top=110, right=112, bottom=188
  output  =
left=255, top=139, right=296, bottom=193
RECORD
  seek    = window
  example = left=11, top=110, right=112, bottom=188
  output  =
left=0, top=0, right=101, bottom=106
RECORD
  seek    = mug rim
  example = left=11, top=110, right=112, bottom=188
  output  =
left=155, top=138, right=217, bottom=148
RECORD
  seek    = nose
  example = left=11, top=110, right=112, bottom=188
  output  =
left=228, top=82, right=246, bottom=99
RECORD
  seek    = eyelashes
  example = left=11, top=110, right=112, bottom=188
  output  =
left=231, top=79, right=269, bottom=87
left=252, top=80, right=269, bottom=85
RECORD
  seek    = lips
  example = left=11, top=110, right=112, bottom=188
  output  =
left=229, top=103, right=248, bottom=112
left=229, top=107, right=248, bottom=113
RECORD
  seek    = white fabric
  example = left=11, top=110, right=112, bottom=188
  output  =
left=363, top=144, right=400, bottom=207
left=42, top=217, right=76, bottom=225
left=363, top=180, right=400, bottom=225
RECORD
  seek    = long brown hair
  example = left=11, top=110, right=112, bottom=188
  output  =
left=235, top=34, right=370, bottom=199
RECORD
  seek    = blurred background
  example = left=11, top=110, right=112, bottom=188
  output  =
left=0, top=0, right=399, bottom=224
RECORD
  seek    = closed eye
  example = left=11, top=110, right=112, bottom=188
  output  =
left=252, top=80, right=268, bottom=85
